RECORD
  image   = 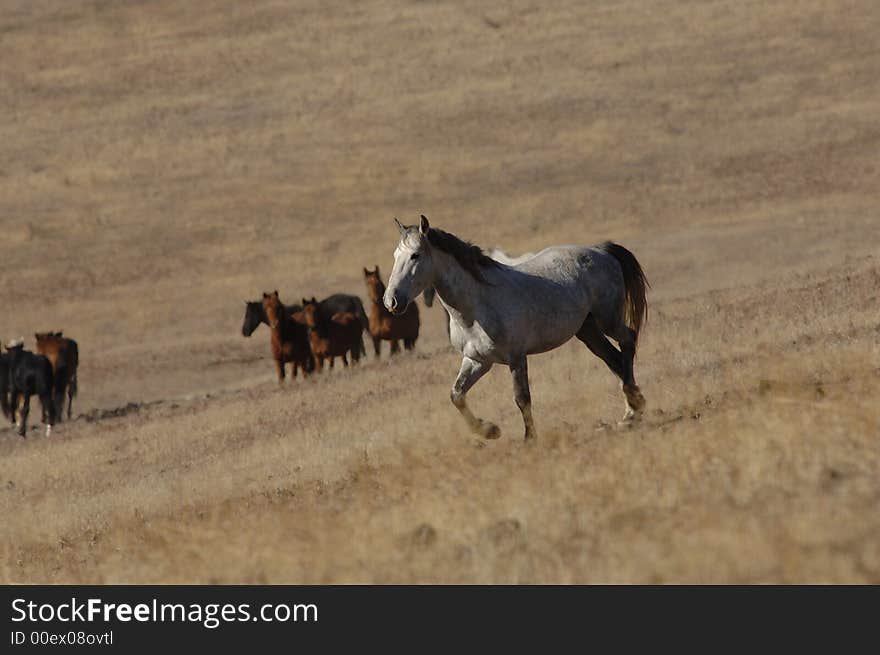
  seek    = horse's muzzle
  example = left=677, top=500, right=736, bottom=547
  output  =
left=384, top=294, right=404, bottom=315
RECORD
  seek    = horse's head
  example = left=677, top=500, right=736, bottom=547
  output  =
left=35, top=332, right=56, bottom=355
left=242, top=300, right=266, bottom=336
left=299, top=297, right=320, bottom=328
left=4, top=338, right=24, bottom=359
left=363, top=266, right=385, bottom=302
left=261, top=291, right=283, bottom=329
left=385, top=215, right=434, bottom=314
left=34, top=332, right=61, bottom=346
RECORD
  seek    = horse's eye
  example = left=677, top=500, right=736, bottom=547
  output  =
left=411, top=253, right=420, bottom=261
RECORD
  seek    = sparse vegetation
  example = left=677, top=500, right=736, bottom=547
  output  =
left=0, top=0, right=878, bottom=583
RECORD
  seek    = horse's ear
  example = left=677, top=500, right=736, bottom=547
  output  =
left=394, top=217, right=406, bottom=235
left=363, top=267, right=369, bottom=276
left=311, top=296, right=317, bottom=304
left=419, top=215, right=430, bottom=235
left=273, top=290, right=279, bottom=297
left=262, top=292, right=269, bottom=298
left=374, top=265, right=380, bottom=276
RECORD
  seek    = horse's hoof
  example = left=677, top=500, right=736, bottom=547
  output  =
left=624, top=385, right=646, bottom=411
left=480, top=422, right=501, bottom=440
left=619, top=409, right=643, bottom=427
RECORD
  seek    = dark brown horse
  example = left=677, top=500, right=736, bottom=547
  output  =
left=262, top=291, right=315, bottom=384
left=363, top=266, right=420, bottom=356
left=34, top=331, right=79, bottom=421
left=242, top=292, right=314, bottom=385
left=292, top=297, right=362, bottom=372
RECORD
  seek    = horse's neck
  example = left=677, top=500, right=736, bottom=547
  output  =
left=308, top=310, right=331, bottom=336
left=270, top=305, right=292, bottom=336
left=370, top=282, right=387, bottom=307
left=432, top=251, right=485, bottom=324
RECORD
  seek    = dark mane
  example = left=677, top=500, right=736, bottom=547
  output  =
left=426, top=228, right=498, bottom=284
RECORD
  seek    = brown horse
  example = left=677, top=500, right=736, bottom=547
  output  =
left=259, top=291, right=314, bottom=385
left=292, top=297, right=362, bottom=372
left=363, top=266, right=420, bottom=356
left=34, top=331, right=78, bottom=422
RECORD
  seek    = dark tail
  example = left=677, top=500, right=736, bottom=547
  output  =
left=600, top=242, right=649, bottom=350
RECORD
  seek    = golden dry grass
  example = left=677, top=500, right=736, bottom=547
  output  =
left=0, top=0, right=878, bottom=583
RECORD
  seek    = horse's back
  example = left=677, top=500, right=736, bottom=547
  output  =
left=489, top=247, right=537, bottom=266
left=11, top=351, right=53, bottom=394
left=324, top=293, right=369, bottom=332
left=331, top=311, right=359, bottom=327
left=458, top=244, right=626, bottom=359
left=321, top=294, right=359, bottom=316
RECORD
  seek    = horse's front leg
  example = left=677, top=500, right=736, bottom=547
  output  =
left=451, top=357, right=499, bottom=439
left=510, top=356, right=536, bottom=440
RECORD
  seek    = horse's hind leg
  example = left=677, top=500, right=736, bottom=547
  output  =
left=18, top=394, right=29, bottom=438
left=274, top=358, right=286, bottom=385
left=404, top=337, right=415, bottom=351
left=68, top=374, right=77, bottom=420
left=390, top=340, right=400, bottom=355
left=451, top=357, right=499, bottom=439
left=509, top=356, right=536, bottom=440
left=11, top=392, right=21, bottom=429
left=54, top=381, right=65, bottom=424
left=577, top=315, right=644, bottom=422
left=613, top=325, right=645, bottom=420
left=372, top=336, right=381, bottom=358
left=41, top=391, right=54, bottom=437
left=577, top=315, right=624, bottom=377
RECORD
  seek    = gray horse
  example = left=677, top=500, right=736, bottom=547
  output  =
left=384, top=215, right=648, bottom=441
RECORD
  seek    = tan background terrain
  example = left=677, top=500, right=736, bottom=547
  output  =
left=0, top=0, right=878, bottom=583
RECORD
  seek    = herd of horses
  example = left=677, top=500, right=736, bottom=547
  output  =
left=242, top=265, right=422, bottom=383
left=4, top=216, right=648, bottom=443
left=242, top=215, right=649, bottom=441
left=1, top=332, right=79, bottom=437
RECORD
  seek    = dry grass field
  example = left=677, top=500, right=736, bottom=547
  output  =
left=0, top=0, right=878, bottom=583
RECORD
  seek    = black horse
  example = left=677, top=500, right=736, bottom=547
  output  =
left=5, top=343, right=55, bottom=437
